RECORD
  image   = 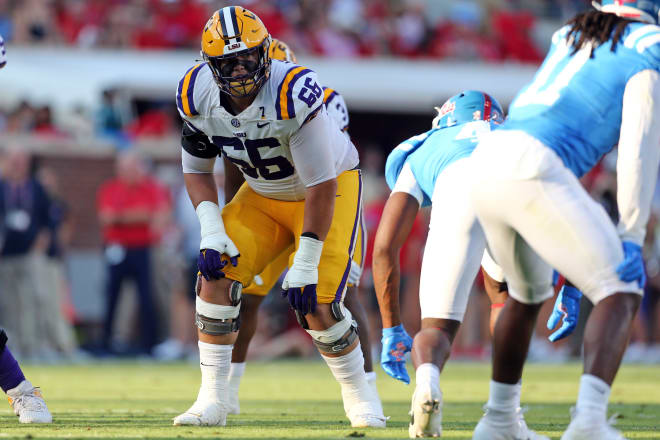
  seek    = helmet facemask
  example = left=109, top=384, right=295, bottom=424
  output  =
left=204, top=39, right=271, bottom=98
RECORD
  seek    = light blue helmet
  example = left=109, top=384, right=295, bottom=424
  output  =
left=432, top=90, right=504, bottom=130
left=594, top=0, right=660, bottom=24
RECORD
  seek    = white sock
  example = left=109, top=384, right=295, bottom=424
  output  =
left=229, top=361, right=246, bottom=387
left=322, top=344, right=379, bottom=416
left=415, top=363, right=440, bottom=391
left=576, top=374, right=610, bottom=418
left=513, top=379, right=522, bottom=409
left=364, top=371, right=383, bottom=413
left=486, top=380, right=521, bottom=422
left=197, top=341, right=232, bottom=403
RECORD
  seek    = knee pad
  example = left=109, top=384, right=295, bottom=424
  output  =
left=306, top=305, right=359, bottom=353
left=0, top=328, right=7, bottom=353
left=195, top=281, right=242, bottom=335
left=294, top=301, right=353, bottom=330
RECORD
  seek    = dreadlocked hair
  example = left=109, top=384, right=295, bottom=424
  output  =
left=566, top=10, right=634, bottom=57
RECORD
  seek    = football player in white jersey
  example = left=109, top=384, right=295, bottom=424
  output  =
left=224, top=38, right=378, bottom=416
left=173, top=7, right=385, bottom=428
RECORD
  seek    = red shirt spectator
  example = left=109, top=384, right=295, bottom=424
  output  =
left=124, top=109, right=173, bottom=138
left=363, top=196, right=427, bottom=275
left=97, top=153, right=168, bottom=247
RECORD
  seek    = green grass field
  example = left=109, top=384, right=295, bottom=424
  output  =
left=0, top=361, right=657, bottom=439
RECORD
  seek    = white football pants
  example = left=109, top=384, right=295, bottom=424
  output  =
left=420, top=158, right=503, bottom=321
left=470, top=130, right=642, bottom=305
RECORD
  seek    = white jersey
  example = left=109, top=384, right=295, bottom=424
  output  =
left=177, top=59, right=358, bottom=201
left=323, top=86, right=349, bottom=132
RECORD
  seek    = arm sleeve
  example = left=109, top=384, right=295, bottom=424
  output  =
left=391, top=162, right=424, bottom=206
left=181, top=121, right=220, bottom=174
left=616, top=69, right=660, bottom=245
left=182, top=148, right=216, bottom=174
left=289, top=107, right=338, bottom=187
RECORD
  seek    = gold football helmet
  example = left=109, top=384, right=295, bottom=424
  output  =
left=268, top=38, right=297, bottom=63
left=201, top=6, right=271, bottom=97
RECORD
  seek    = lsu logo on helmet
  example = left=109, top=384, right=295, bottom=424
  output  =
left=269, top=38, right=297, bottom=63
left=201, top=6, right=272, bottom=97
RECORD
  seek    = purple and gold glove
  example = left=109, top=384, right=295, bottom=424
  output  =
left=197, top=249, right=238, bottom=281
left=281, top=285, right=318, bottom=315
left=196, top=201, right=240, bottom=281
left=281, top=236, right=323, bottom=315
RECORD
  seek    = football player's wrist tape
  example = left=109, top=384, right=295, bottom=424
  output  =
left=294, top=236, right=324, bottom=269
left=196, top=201, right=227, bottom=250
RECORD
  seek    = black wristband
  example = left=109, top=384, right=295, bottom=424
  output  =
left=301, top=232, right=319, bottom=240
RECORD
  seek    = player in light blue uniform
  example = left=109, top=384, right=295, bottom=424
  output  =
left=470, top=2, right=660, bottom=439
left=373, top=91, right=549, bottom=439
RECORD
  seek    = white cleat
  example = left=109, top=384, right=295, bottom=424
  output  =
left=561, top=409, right=627, bottom=440
left=7, top=380, right=52, bottom=424
left=472, top=407, right=549, bottom=440
left=409, top=386, right=442, bottom=438
left=347, top=401, right=387, bottom=428
left=173, top=400, right=226, bottom=426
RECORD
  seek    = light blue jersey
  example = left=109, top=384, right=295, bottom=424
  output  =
left=501, top=22, right=660, bottom=177
left=385, top=121, right=495, bottom=206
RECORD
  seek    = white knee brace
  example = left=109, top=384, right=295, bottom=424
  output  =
left=307, top=305, right=358, bottom=353
left=195, top=281, right=242, bottom=335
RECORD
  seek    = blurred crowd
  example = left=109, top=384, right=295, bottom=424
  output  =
left=0, top=141, right=659, bottom=364
left=0, top=0, right=589, bottom=61
left=0, top=0, right=598, bottom=145
left=0, top=92, right=179, bottom=146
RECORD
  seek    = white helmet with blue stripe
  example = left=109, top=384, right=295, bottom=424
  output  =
left=593, top=0, right=660, bottom=24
